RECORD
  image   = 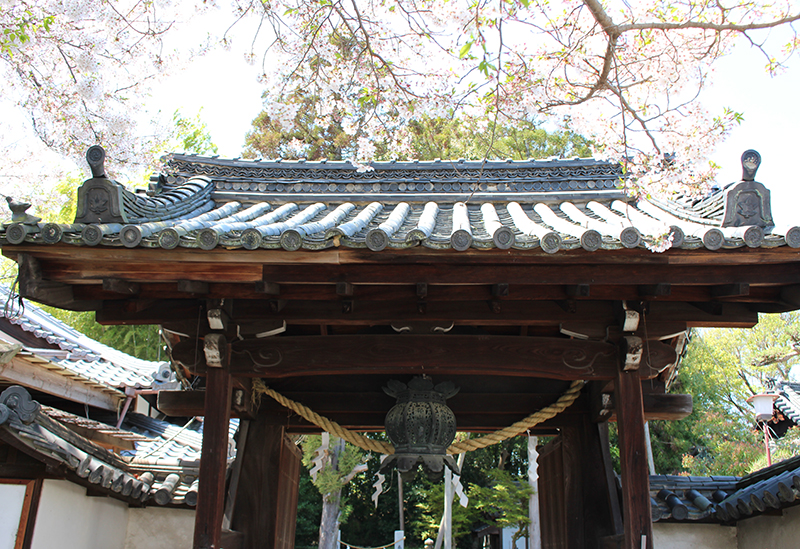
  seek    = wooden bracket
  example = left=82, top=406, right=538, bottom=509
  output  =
left=489, top=300, right=502, bottom=314
left=204, top=334, right=229, bottom=368
left=207, top=308, right=230, bottom=331
left=619, top=335, right=643, bottom=371
left=416, top=283, right=428, bottom=299
left=342, top=300, right=353, bottom=314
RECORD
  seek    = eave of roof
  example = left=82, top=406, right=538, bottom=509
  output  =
left=3, top=149, right=793, bottom=254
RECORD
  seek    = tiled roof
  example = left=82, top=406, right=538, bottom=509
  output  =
left=0, top=283, right=170, bottom=390
left=3, top=150, right=794, bottom=253
left=772, top=381, right=800, bottom=426
left=0, top=386, right=238, bottom=508
left=649, top=454, right=800, bottom=523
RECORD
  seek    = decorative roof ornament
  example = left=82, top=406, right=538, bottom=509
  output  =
left=721, top=149, right=773, bottom=229
left=380, top=376, right=459, bottom=482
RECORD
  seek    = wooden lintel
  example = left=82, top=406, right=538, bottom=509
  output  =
left=711, top=283, right=750, bottom=298
left=102, top=278, right=140, bottom=295
left=638, top=284, right=671, bottom=297
left=492, top=283, right=510, bottom=297
left=178, top=280, right=210, bottom=295
left=566, top=284, right=591, bottom=298
left=94, top=298, right=758, bottom=329
left=689, top=301, right=723, bottom=316
left=336, top=282, right=354, bottom=297
left=255, top=281, right=281, bottom=295
left=170, top=334, right=676, bottom=380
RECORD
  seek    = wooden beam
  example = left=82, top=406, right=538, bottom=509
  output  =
left=170, top=335, right=677, bottom=380
left=0, top=354, right=122, bottom=411
left=711, top=283, right=750, bottom=298
left=102, top=278, right=140, bottom=295
left=10, top=243, right=800, bottom=267
left=193, top=343, right=232, bottom=549
left=606, top=393, right=693, bottom=422
left=615, top=367, right=653, bottom=549
left=72, top=280, right=788, bottom=305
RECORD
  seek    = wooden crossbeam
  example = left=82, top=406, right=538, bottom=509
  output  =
left=169, top=334, right=676, bottom=380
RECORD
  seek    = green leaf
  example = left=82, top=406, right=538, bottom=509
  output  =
left=458, top=41, right=473, bottom=59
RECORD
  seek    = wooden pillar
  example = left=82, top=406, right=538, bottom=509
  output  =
left=231, top=412, right=302, bottom=549
left=193, top=335, right=233, bottom=549
left=615, top=368, right=653, bottom=549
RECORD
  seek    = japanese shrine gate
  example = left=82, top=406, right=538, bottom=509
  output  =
left=3, top=147, right=798, bottom=549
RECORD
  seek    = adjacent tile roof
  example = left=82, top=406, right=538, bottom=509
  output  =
left=0, top=283, right=171, bottom=390
left=649, top=455, right=800, bottom=523
left=772, top=381, right=800, bottom=426
left=0, top=386, right=238, bottom=508
left=4, top=151, right=795, bottom=253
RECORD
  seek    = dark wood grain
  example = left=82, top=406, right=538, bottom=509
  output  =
left=615, top=368, right=653, bottom=549
left=193, top=366, right=232, bottom=549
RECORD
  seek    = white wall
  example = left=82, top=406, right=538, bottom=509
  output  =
left=652, top=523, right=737, bottom=549
left=124, top=507, right=195, bottom=549
left=737, top=504, right=800, bottom=548
left=30, top=480, right=128, bottom=549
left=0, top=483, right=28, bottom=549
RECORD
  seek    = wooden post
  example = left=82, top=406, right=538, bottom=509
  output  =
left=194, top=335, right=232, bottom=549
left=615, top=368, right=653, bottom=549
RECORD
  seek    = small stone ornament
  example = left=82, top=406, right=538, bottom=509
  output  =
left=380, top=376, right=459, bottom=481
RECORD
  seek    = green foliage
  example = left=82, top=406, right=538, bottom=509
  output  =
left=640, top=313, right=800, bottom=476
left=1, top=10, right=53, bottom=57
left=243, top=93, right=357, bottom=161
left=170, top=110, right=219, bottom=155
left=406, top=117, right=593, bottom=161
left=468, top=469, right=532, bottom=547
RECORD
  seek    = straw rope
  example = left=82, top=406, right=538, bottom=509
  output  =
left=252, top=379, right=585, bottom=455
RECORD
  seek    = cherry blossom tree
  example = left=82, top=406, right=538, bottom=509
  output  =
left=240, top=0, right=799, bottom=192
left=3, top=0, right=799, bottom=193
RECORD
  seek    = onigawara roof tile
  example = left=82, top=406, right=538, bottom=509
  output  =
left=0, top=385, right=238, bottom=508
left=2, top=148, right=794, bottom=254
left=0, top=283, right=171, bottom=390
left=649, top=454, right=800, bottom=524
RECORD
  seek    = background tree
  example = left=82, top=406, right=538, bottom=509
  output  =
left=646, top=313, right=800, bottom=476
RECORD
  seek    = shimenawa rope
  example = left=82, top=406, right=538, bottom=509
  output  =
left=252, top=378, right=585, bottom=455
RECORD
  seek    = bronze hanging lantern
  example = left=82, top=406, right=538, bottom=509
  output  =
left=380, top=376, right=459, bottom=481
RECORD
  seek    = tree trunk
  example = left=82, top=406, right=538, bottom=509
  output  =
left=318, top=437, right=345, bottom=549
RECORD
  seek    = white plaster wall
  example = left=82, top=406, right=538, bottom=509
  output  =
left=0, top=483, right=27, bottom=549
left=124, top=507, right=195, bottom=549
left=737, top=504, right=800, bottom=548
left=652, top=523, right=737, bottom=549
left=30, top=480, right=129, bottom=549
